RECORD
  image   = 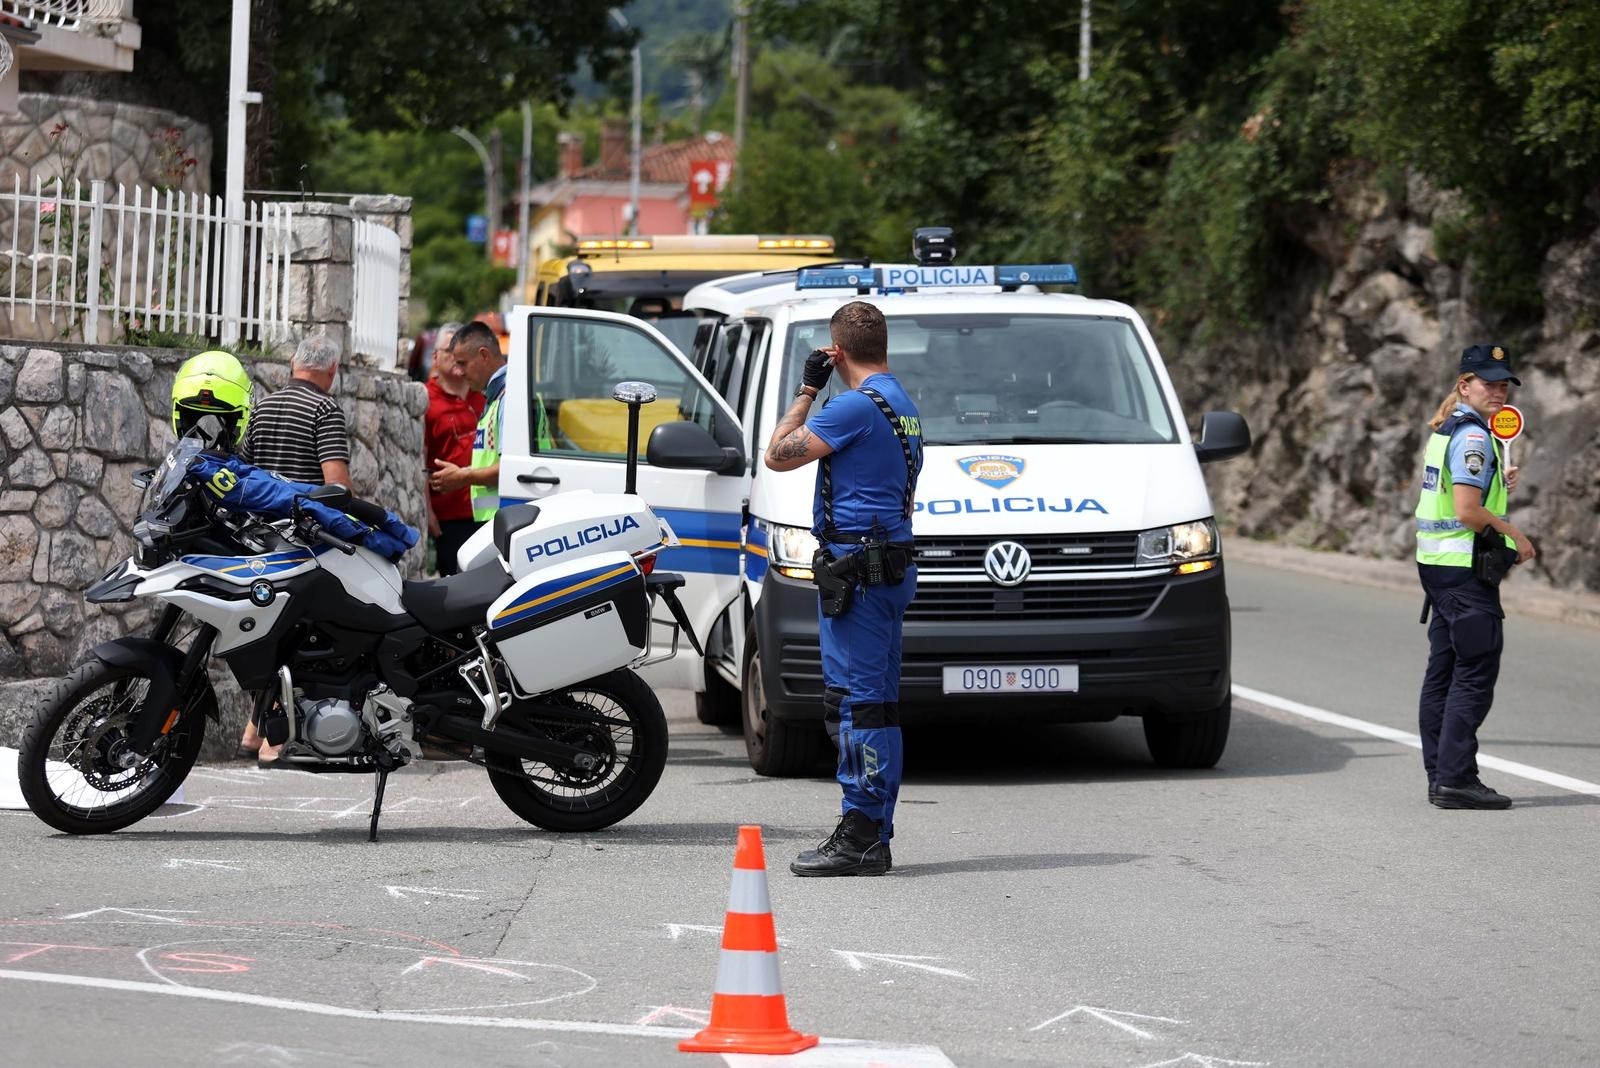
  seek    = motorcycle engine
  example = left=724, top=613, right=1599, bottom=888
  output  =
left=301, top=698, right=364, bottom=756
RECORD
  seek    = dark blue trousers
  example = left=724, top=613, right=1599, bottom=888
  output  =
left=1418, top=572, right=1504, bottom=788
left=818, top=560, right=916, bottom=844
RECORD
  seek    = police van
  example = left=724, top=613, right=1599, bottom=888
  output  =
left=486, top=238, right=1251, bottom=775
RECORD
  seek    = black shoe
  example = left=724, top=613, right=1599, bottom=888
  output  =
left=1428, top=781, right=1438, bottom=804
left=790, top=810, right=891, bottom=877
left=1432, top=781, right=1512, bottom=810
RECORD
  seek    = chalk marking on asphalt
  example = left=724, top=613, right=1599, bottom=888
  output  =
left=1233, top=684, right=1600, bottom=796
left=830, top=950, right=973, bottom=980
left=662, top=922, right=789, bottom=947
left=59, top=908, right=198, bottom=923
left=635, top=1004, right=710, bottom=1027
left=1029, top=1004, right=1186, bottom=1039
left=0, top=968, right=954, bottom=1061
left=166, top=859, right=243, bottom=872
left=1134, top=1055, right=1267, bottom=1068
left=383, top=885, right=482, bottom=902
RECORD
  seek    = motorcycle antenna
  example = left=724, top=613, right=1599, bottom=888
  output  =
left=612, top=381, right=658, bottom=494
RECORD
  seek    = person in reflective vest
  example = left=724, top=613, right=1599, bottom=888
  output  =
left=1414, top=343, right=1536, bottom=810
left=429, top=320, right=507, bottom=524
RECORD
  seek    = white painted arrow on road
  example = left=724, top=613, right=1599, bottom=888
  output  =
left=1030, top=1005, right=1187, bottom=1040
left=831, top=950, right=973, bottom=980
left=383, top=886, right=481, bottom=901
left=58, top=907, right=199, bottom=923
left=166, top=859, right=243, bottom=872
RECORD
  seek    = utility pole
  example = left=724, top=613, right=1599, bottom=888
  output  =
left=629, top=38, right=642, bottom=236
left=1079, top=0, right=1091, bottom=82
left=221, top=0, right=262, bottom=345
left=489, top=126, right=503, bottom=251
left=516, top=101, right=533, bottom=302
left=733, top=2, right=750, bottom=151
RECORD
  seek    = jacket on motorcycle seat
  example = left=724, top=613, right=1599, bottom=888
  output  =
left=191, top=454, right=419, bottom=563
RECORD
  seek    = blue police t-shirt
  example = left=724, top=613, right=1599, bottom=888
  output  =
left=807, top=372, right=921, bottom=543
left=1445, top=405, right=1498, bottom=492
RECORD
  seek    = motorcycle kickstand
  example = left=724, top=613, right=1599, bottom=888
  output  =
left=368, top=767, right=389, bottom=843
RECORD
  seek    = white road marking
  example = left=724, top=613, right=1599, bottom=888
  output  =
left=58, top=908, right=199, bottom=923
left=383, top=885, right=482, bottom=902
left=1029, top=1004, right=1186, bottom=1039
left=0, top=968, right=953, bottom=1061
left=1134, top=1055, right=1267, bottom=1068
left=166, top=859, right=243, bottom=872
left=830, top=950, right=972, bottom=980
left=1233, top=684, right=1600, bottom=796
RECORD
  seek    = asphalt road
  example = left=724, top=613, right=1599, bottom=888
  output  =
left=2, top=558, right=1596, bottom=1068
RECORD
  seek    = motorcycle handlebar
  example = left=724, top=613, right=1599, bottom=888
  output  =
left=315, top=528, right=357, bottom=555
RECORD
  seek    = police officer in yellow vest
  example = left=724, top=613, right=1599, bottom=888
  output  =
left=429, top=320, right=507, bottom=523
left=1415, top=343, right=1537, bottom=810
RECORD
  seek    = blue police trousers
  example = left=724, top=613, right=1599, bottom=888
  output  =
left=1418, top=573, right=1504, bottom=788
left=818, top=563, right=916, bottom=843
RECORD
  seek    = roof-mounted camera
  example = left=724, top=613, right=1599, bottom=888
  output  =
left=912, top=226, right=956, bottom=266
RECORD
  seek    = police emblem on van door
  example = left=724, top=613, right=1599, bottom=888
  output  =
left=984, top=541, right=1032, bottom=586
left=958, top=454, right=1025, bottom=489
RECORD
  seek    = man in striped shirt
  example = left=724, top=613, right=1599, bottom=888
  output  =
left=241, top=334, right=352, bottom=489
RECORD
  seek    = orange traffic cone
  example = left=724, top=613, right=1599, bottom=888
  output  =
left=679, top=825, right=819, bottom=1055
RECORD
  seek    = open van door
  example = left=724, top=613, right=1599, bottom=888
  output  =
left=498, top=306, right=748, bottom=692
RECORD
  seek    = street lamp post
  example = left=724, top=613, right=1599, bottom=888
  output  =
left=451, top=126, right=496, bottom=264
left=609, top=8, right=642, bottom=236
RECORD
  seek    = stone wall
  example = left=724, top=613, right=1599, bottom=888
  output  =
left=1175, top=174, right=1600, bottom=592
left=0, top=93, right=212, bottom=196
left=0, top=341, right=428, bottom=750
left=287, top=197, right=415, bottom=367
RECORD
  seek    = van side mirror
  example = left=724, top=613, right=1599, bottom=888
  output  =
left=648, top=421, right=745, bottom=476
left=1194, top=411, right=1251, bottom=464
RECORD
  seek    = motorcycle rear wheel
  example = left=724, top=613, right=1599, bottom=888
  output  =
left=18, top=658, right=210, bottom=835
left=484, top=668, right=668, bottom=832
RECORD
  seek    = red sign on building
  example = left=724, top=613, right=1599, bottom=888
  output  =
left=491, top=229, right=518, bottom=268
left=688, top=160, right=734, bottom=217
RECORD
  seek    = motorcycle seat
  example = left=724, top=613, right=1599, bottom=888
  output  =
left=401, top=563, right=514, bottom=632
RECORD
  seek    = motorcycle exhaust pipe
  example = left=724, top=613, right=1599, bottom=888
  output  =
left=423, top=707, right=608, bottom=775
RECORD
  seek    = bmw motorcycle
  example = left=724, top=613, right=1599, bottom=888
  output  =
left=17, top=384, right=699, bottom=841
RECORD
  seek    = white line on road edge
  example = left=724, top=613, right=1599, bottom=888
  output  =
left=1233, top=684, right=1600, bottom=796
left=0, top=969, right=954, bottom=1064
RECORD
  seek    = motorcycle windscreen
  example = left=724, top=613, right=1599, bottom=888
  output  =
left=485, top=550, right=649, bottom=695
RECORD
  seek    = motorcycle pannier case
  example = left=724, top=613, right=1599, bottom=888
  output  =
left=484, top=550, right=649, bottom=694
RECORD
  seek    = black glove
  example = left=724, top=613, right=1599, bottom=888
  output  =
left=802, top=348, right=835, bottom=392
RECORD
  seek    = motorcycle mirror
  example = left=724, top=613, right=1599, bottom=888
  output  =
left=613, top=381, right=657, bottom=495
left=132, top=467, right=156, bottom=489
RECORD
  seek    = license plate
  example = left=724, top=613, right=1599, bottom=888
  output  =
left=941, top=664, right=1079, bottom=694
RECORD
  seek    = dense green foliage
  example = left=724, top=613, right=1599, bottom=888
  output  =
left=726, top=0, right=1600, bottom=324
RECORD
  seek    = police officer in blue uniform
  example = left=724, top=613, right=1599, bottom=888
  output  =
left=1414, top=343, right=1536, bottom=810
left=763, top=301, right=923, bottom=876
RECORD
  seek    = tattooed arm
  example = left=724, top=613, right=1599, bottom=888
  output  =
left=763, top=392, right=835, bottom=472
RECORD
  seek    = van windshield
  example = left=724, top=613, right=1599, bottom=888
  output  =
left=781, top=315, right=1178, bottom=445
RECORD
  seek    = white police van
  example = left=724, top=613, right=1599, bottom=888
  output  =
left=488, top=240, right=1250, bottom=776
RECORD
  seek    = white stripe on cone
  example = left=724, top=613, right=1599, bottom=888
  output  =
left=727, top=869, right=772, bottom=914
left=712, top=948, right=784, bottom=997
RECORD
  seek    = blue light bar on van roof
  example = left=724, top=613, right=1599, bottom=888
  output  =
left=795, top=267, right=881, bottom=290
left=794, top=263, right=1077, bottom=291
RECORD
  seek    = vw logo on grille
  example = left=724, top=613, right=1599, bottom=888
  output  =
left=983, top=541, right=1032, bottom=586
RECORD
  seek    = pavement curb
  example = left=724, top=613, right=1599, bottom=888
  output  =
left=1225, top=536, right=1600, bottom=630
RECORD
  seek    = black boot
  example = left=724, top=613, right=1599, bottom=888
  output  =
left=790, top=810, right=891, bottom=877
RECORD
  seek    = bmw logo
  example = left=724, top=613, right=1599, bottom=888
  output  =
left=249, top=581, right=275, bottom=606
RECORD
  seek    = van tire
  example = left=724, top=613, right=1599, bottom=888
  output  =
left=696, top=664, right=741, bottom=727
left=1143, top=698, right=1230, bottom=769
left=741, top=621, right=829, bottom=777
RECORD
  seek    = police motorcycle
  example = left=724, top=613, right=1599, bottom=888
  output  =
left=16, top=383, right=700, bottom=841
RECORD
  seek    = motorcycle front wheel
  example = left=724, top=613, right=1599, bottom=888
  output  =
left=484, top=668, right=668, bottom=833
left=18, top=658, right=210, bottom=835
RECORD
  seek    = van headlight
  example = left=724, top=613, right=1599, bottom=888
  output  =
left=1136, top=518, right=1220, bottom=574
left=766, top=522, right=820, bottom=581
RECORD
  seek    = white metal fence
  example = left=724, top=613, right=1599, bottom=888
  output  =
left=0, top=176, right=296, bottom=347
left=352, top=219, right=401, bottom=370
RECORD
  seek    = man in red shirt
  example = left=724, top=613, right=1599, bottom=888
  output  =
left=423, top=328, right=485, bottom=575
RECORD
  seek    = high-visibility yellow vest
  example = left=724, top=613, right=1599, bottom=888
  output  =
left=1415, top=412, right=1512, bottom=567
left=470, top=392, right=502, bottom=522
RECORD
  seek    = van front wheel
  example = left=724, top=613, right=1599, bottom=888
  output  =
left=1143, top=698, right=1231, bottom=769
left=741, top=622, right=829, bottom=777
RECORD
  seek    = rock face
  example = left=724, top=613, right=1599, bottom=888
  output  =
left=0, top=342, right=428, bottom=752
left=1174, top=174, right=1600, bottom=594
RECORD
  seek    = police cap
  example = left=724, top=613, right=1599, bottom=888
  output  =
left=1459, top=343, right=1520, bottom=385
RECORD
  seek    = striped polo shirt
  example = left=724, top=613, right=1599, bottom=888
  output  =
left=240, top=379, right=350, bottom=485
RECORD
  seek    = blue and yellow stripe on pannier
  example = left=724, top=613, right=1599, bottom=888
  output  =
left=490, top=561, right=637, bottom=630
